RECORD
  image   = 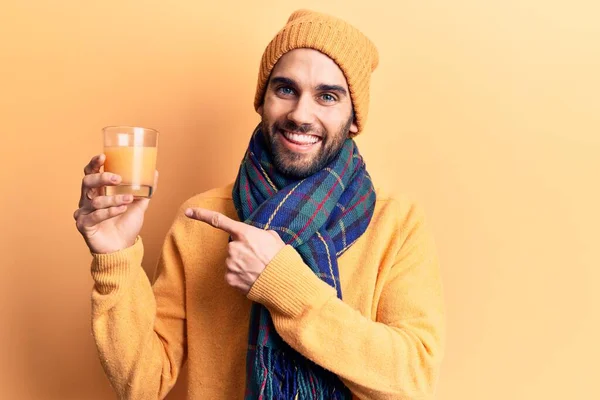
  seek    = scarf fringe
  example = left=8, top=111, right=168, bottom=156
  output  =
left=246, top=344, right=351, bottom=400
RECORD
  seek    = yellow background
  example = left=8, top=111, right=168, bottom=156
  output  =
left=1, top=1, right=598, bottom=399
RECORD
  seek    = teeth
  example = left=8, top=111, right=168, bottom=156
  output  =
left=282, top=131, right=320, bottom=144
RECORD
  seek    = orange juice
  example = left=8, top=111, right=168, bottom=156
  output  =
left=103, top=146, right=157, bottom=198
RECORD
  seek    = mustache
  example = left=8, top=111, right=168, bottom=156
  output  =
left=274, top=120, right=314, bottom=135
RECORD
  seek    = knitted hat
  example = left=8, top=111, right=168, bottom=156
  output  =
left=254, top=9, right=379, bottom=135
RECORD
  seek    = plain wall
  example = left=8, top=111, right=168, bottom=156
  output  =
left=1, top=1, right=598, bottom=399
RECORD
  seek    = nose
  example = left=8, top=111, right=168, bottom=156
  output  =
left=287, top=94, right=316, bottom=127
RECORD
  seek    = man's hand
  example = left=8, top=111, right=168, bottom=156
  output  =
left=185, top=208, right=285, bottom=294
left=74, top=154, right=158, bottom=254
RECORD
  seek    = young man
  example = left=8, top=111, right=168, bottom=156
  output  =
left=74, top=9, right=445, bottom=400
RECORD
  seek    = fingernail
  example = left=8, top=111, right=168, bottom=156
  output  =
left=122, top=195, right=133, bottom=201
left=185, top=208, right=193, bottom=217
left=111, top=175, right=120, bottom=183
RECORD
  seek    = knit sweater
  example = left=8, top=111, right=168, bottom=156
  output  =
left=90, top=183, right=446, bottom=400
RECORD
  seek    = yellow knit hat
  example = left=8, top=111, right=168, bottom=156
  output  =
left=254, top=9, right=379, bottom=135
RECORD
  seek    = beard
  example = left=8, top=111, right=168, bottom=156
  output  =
left=260, top=114, right=354, bottom=179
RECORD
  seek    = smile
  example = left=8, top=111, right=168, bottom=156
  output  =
left=280, top=129, right=322, bottom=146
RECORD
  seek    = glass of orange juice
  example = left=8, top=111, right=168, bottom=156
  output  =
left=102, top=126, right=158, bottom=198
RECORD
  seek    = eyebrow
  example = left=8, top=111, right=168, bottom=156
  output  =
left=316, top=84, right=348, bottom=97
left=269, top=76, right=348, bottom=97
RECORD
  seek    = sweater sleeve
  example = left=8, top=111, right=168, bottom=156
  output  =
left=247, top=205, right=446, bottom=400
left=90, top=232, right=187, bottom=400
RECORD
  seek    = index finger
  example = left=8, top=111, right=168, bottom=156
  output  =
left=185, top=208, right=244, bottom=237
left=84, top=154, right=105, bottom=175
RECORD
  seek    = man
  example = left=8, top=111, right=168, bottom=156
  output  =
left=74, top=9, right=445, bottom=400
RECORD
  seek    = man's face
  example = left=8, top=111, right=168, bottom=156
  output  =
left=258, top=48, right=358, bottom=179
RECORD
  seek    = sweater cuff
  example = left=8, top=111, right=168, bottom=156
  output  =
left=91, top=236, right=144, bottom=295
left=247, top=245, right=336, bottom=318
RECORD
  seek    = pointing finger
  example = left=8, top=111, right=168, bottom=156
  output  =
left=185, top=208, right=244, bottom=237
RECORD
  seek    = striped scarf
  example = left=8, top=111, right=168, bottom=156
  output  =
left=232, top=125, right=376, bottom=399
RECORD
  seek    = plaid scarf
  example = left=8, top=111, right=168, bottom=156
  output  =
left=232, top=125, right=376, bottom=399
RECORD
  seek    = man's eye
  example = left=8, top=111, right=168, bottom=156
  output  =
left=277, top=87, right=295, bottom=96
left=320, top=93, right=336, bottom=102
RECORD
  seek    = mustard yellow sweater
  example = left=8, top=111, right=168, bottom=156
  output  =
left=91, top=183, right=445, bottom=399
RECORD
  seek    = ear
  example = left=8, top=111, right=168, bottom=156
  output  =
left=349, top=118, right=359, bottom=135
left=257, top=104, right=264, bottom=115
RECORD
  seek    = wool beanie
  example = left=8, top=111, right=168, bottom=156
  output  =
left=254, top=9, right=379, bottom=135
